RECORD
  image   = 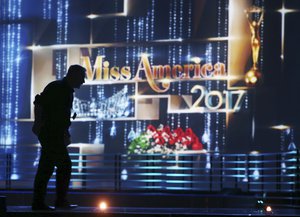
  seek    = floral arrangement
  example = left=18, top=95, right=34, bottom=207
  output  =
left=128, top=124, right=203, bottom=155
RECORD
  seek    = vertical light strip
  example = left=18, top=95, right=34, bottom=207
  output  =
left=185, top=0, right=192, bottom=130
left=259, top=0, right=264, bottom=70
left=204, top=43, right=213, bottom=171
left=55, top=0, right=68, bottom=78
left=132, top=13, right=138, bottom=135
left=57, top=0, right=63, bottom=44
left=167, top=1, right=172, bottom=127
left=56, top=0, right=69, bottom=44
left=0, top=0, right=22, bottom=146
left=43, top=0, right=52, bottom=19
left=215, top=0, right=222, bottom=154
left=0, top=0, right=6, bottom=144
left=14, top=0, right=21, bottom=151
left=88, top=122, right=92, bottom=143
left=56, top=0, right=63, bottom=78
left=124, top=122, right=128, bottom=148
left=150, top=0, right=154, bottom=65
left=0, top=0, right=22, bottom=180
left=126, top=14, right=132, bottom=146
left=222, top=0, right=229, bottom=149
left=145, top=9, right=149, bottom=42
left=64, top=0, right=69, bottom=43
left=125, top=17, right=133, bottom=141
left=178, top=0, right=182, bottom=97
left=93, top=52, right=104, bottom=144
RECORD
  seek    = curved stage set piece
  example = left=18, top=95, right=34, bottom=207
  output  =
left=1, top=0, right=300, bottom=216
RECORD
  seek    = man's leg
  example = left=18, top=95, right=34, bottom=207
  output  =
left=32, top=149, right=55, bottom=209
left=55, top=147, right=72, bottom=206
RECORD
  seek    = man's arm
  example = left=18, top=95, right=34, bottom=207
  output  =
left=32, top=94, right=45, bottom=136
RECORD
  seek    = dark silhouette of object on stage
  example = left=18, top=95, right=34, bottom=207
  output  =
left=32, top=65, right=86, bottom=211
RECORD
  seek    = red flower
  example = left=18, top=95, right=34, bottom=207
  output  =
left=192, top=138, right=203, bottom=150
left=185, top=136, right=193, bottom=147
left=185, top=128, right=194, bottom=136
left=155, top=136, right=165, bottom=145
left=174, top=127, right=184, bottom=137
left=147, top=124, right=156, bottom=132
left=164, top=125, right=171, bottom=134
left=145, top=124, right=203, bottom=151
left=169, top=137, right=176, bottom=145
left=192, top=143, right=202, bottom=150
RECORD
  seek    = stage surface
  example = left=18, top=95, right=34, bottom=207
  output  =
left=6, top=206, right=300, bottom=217
left=1, top=191, right=300, bottom=217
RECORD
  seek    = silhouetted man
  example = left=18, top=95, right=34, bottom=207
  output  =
left=32, top=65, right=86, bottom=211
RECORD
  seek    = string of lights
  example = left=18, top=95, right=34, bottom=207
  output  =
left=222, top=0, right=229, bottom=149
left=204, top=43, right=213, bottom=171
left=0, top=0, right=22, bottom=181
left=43, top=0, right=52, bottom=19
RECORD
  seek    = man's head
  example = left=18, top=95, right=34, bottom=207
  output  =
left=66, top=65, right=86, bottom=89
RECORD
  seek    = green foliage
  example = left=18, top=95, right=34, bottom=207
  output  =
left=128, top=133, right=150, bottom=154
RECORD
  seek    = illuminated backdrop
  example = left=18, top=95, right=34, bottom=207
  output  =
left=29, top=0, right=237, bottom=156
left=1, top=0, right=300, bottom=186
left=0, top=0, right=265, bottom=154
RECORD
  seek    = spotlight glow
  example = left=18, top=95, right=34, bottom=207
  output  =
left=140, top=52, right=149, bottom=57
left=190, top=57, right=201, bottom=64
left=271, top=125, right=290, bottom=130
left=98, top=201, right=108, bottom=211
left=87, top=14, right=98, bottom=19
left=159, top=78, right=172, bottom=84
left=266, top=206, right=272, bottom=212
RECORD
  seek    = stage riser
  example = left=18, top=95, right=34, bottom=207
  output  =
left=1, top=192, right=258, bottom=208
left=6, top=208, right=300, bottom=217
left=4, top=213, right=266, bottom=217
left=1, top=191, right=298, bottom=210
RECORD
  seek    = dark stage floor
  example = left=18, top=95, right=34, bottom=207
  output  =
left=5, top=206, right=300, bottom=217
left=1, top=191, right=300, bottom=217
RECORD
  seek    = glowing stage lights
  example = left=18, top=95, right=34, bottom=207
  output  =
left=270, top=124, right=290, bottom=131
left=266, top=205, right=272, bottom=212
left=140, top=52, right=150, bottom=58
left=98, top=201, right=108, bottom=211
left=190, top=57, right=202, bottom=64
left=87, top=14, right=98, bottom=19
left=255, top=199, right=273, bottom=214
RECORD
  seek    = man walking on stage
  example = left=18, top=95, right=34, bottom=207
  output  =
left=32, top=65, right=86, bottom=211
